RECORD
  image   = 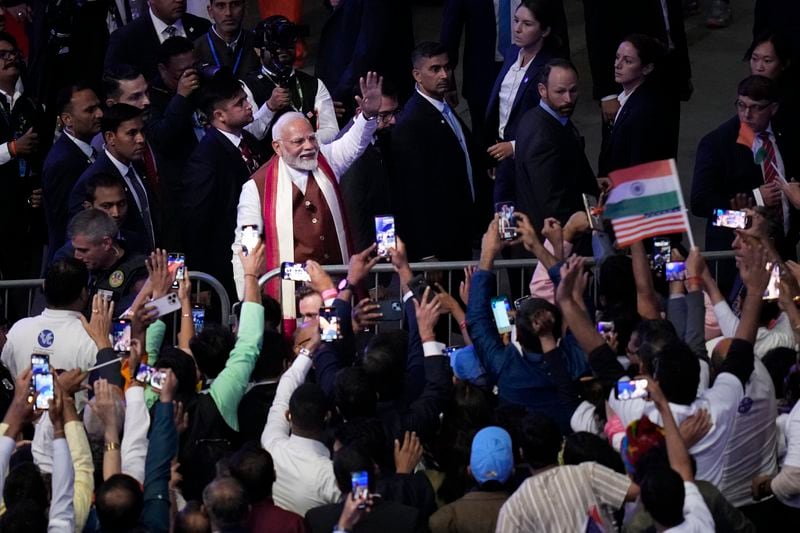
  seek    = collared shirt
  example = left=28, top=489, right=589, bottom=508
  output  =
left=539, top=99, right=568, bottom=126
left=212, top=24, right=241, bottom=51
left=216, top=127, right=243, bottom=148
left=106, top=149, right=145, bottom=212
left=751, top=124, right=790, bottom=232
left=149, top=8, right=185, bottom=43
left=498, top=49, right=529, bottom=139
left=64, top=130, right=96, bottom=162
left=0, top=78, right=25, bottom=166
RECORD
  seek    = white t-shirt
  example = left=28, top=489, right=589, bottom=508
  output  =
left=1, top=308, right=97, bottom=376
left=782, top=400, right=800, bottom=469
left=664, top=482, right=715, bottom=532
left=718, top=358, right=778, bottom=506
left=609, top=372, right=744, bottom=486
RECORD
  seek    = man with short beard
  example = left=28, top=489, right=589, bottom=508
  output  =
left=231, top=71, right=382, bottom=326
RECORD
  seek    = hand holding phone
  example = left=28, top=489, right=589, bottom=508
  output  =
left=665, top=261, right=687, bottom=282
left=351, top=471, right=369, bottom=510
left=167, top=253, right=185, bottom=289
left=615, top=379, right=649, bottom=401
left=319, top=306, right=341, bottom=342
left=495, top=202, right=517, bottom=240
left=281, top=262, right=311, bottom=282
left=241, top=225, right=261, bottom=256
left=30, top=354, right=53, bottom=410
left=192, top=305, right=205, bottom=333
left=111, top=319, right=132, bottom=355
left=712, top=209, right=751, bottom=229
left=375, top=215, right=396, bottom=257
left=491, top=296, right=513, bottom=334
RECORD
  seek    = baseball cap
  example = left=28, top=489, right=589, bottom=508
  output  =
left=470, top=426, right=513, bottom=485
left=449, top=345, right=487, bottom=383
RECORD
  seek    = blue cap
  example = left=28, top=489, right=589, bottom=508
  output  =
left=449, top=345, right=486, bottom=383
left=470, top=426, right=513, bottom=485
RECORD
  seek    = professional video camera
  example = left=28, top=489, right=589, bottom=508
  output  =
left=253, top=15, right=300, bottom=88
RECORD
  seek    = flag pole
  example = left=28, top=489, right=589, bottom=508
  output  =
left=669, top=159, right=696, bottom=250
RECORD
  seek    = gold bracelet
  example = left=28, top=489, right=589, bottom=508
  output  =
left=105, top=441, right=121, bottom=451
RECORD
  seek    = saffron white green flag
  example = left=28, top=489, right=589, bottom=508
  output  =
left=604, top=159, right=692, bottom=248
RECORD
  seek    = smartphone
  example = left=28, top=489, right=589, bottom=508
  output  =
left=112, top=318, right=132, bottom=355
left=597, top=321, right=615, bottom=335
left=763, top=262, right=782, bottom=301
left=665, top=261, right=687, bottom=282
left=491, top=296, right=513, bottom=335
left=167, top=253, right=185, bottom=290
left=582, top=194, right=603, bottom=230
left=149, top=292, right=182, bottom=318
left=495, top=202, right=517, bottom=241
left=351, top=470, right=369, bottom=510
left=651, top=237, right=671, bottom=276
left=374, top=215, right=396, bottom=257
left=408, top=275, right=437, bottom=303
left=615, top=379, right=649, bottom=400
left=319, top=306, right=340, bottom=342
left=31, top=354, right=53, bottom=411
left=280, top=261, right=311, bottom=282
left=376, top=300, right=403, bottom=321
left=241, top=225, right=261, bottom=256
left=135, top=363, right=167, bottom=391
left=711, top=209, right=751, bottom=229
left=192, top=305, right=205, bottom=334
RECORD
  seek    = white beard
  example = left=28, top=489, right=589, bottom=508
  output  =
left=283, top=151, right=319, bottom=172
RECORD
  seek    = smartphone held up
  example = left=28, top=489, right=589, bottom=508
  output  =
left=31, top=353, right=53, bottom=410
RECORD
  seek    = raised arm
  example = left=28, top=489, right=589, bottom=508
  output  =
left=630, top=241, right=661, bottom=320
left=648, top=378, right=693, bottom=481
left=48, top=381, right=75, bottom=533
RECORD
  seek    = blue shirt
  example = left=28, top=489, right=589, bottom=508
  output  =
left=539, top=99, right=569, bottom=126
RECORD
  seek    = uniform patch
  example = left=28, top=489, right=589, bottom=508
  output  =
left=37, top=330, right=54, bottom=348
left=738, top=396, right=753, bottom=414
left=109, top=270, right=125, bottom=288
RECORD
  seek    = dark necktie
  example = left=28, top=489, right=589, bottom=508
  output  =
left=239, top=140, right=259, bottom=174
left=165, top=25, right=177, bottom=38
left=126, top=166, right=155, bottom=246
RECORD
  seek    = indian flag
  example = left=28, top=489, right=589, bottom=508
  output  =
left=605, top=159, right=691, bottom=248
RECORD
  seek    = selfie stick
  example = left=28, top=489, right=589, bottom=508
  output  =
left=87, top=357, right=123, bottom=372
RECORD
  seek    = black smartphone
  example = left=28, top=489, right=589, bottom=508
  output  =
left=495, top=201, right=517, bottom=241
left=375, top=215, right=396, bottom=257
left=711, top=209, right=751, bottom=229
left=31, top=354, right=53, bottom=411
left=167, top=252, right=185, bottom=290
left=408, top=274, right=437, bottom=303
left=112, top=318, right=132, bottom=355
left=615, top=379, right=649, bottom=400
left=192, top=305, right=205, bottom=334
left=376, top=300, right=403, bottom=321
left=491, top=296, right=513, bottom=334
left=319, top=306, right=340, bottom=342
left=280, top=261, right=311, bottom=282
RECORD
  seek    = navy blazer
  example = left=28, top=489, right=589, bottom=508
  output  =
left=105, top=13, right=211, bottom=81
left=42, top=134, right=93, bottom=262
left=485, top=46, right=554, bottom=203
left=69, top=152, right=156, bottom=251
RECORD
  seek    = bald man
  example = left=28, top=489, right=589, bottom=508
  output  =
left=232, top=72, right=382, bottom=326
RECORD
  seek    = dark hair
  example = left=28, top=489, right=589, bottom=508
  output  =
left=519, top=0, right=556, bottom=30
left=538, top=58, right=578, bottom=85
left=361, top=330, right=408, bottom=400
left=262, top=295, right=283, bottom=330
left=0, top=500, right=48, bottom=533
left=762, top=347, right=798, bottom=399
left=563, top=432, right=625, bottom=474
left=96, top=474, right=144, bottom=532
left=84, top=172, right=126, bottom=203
left=44, top=257, right=88, bottom=308
left=0, top=31, right=19, bottom=50
left=333, top=418, right=390, bottom=470
left=3, top=462, right=47, bottom=510
left=157, top=36, right=195, bottom=66
left=745, top=31, right=793, bottom=67
left=289, top=383, right=328, bottom=433
left=598, top=255, right=636, bottom=311
left=516, top=298, right=562, bottom=353
left=411, top=41, right=449, bottom=69
left=621, top=33, right=665, bottom=68
left=202, top=477, right=249, bottom=529
left=333, top=444, right=374, bottom=494
left=634, top=319, right=679, bottom=372
left=651, top=339, right=700, bottom=405
left=737, top=75, right=778, bottom=102
left=227, top=442, right=276, bottom=502
left=101, top=103, right=144, bottom=134
left=251, top=330, right=291, bottom=381
left=519, top=412, right=562, bottom=469
left=56, top=84, right=96, bottom=115
left=641, top=465, right=685, bottom=528
left=174, top=501, right=210, bottom=533
left=189, top=324, right=236, bottom=379
left=102, top=64, right=142, bottom=101
left=334, top=366, right=377, bottom=420
left=153, top=347, right=199, bottom=405
left=198, top=69, right=243, bottom=118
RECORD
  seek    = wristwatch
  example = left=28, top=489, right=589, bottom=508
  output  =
left=338, top=278, right=356, bottom=293
left=297, top=347, right=312, bottom=359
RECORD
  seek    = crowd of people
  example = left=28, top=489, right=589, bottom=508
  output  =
left=0, top=0, right=799, bottom=531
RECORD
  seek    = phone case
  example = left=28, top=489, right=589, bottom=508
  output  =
left=149, top=293, right=182, bottom=318
left=377, top=300, right=403, bottom=321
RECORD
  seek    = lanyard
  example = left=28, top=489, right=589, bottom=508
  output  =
left=261, top=67, right=304, bottom=111
left=207, top=32, right=243, bottom=74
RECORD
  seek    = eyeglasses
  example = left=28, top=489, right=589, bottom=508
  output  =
left=734, top=100, right=771, bottom=113
left=377, top=108, right=401, bottom=123
left=0, top=49, right=19, bottom=61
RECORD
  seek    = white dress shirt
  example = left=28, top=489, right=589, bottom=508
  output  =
left=64, top=130, right=96, bottom=162
left=149, top=8, right=186, bottom=42
left=260, top=353, right=341, bottom=515
left=497, top=49, right=529, bottom=146
left=0, top=78, right=25, bottom=166
left=242, top=70, right=340, bottom=144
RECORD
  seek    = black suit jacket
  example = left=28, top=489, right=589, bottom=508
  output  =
left=389, top=92, right=490, bottom=261
left=691, top=116, right=797, bottom=252
left=583, top=0, right=691, bottom=100
left=514, top=106, right=598, bottom=231
left=69, top=152, right=157, bottom=251
left=105, top=13, right=211, bottom=81
left=598, top=79, right=676, bottom=176
left=42, top=134, right=93, bottom=262
left=181, top=128, right=266, bottom=297
left=193, top=28, right=261, bottom=79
